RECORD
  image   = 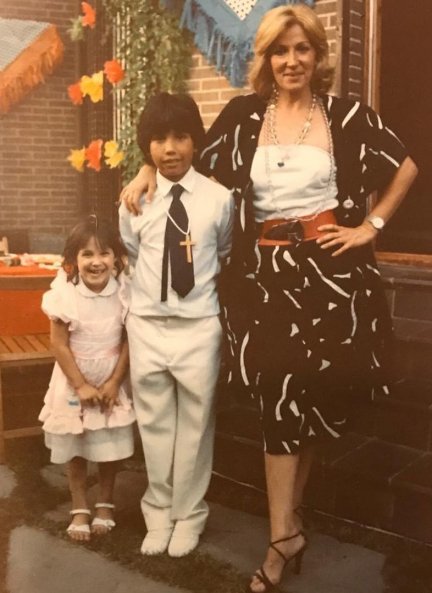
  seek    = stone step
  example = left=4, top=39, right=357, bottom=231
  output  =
left=36, top=469, right=387, bottom=593
left=311, top=434, right=432, bottom=544
left=351, top=378, right=432, bottom=451
left=213, top=427, right=432, bottom=544
left=393, top=326, right=432, bottom=380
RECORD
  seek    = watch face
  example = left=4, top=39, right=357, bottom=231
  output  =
left=373, top=217, right=385, bottom=229
left=369, top=216, right=385, bottom=230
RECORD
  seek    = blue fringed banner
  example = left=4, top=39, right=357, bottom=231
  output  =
left=160, top=0, right=315, bottom=87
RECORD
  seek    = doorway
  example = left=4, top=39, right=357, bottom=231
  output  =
left=375, top=0, right=432, bottom=255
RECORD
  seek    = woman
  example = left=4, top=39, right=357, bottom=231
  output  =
left=121, top=5, right=417, bottom=591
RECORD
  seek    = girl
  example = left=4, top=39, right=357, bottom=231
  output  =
left=39, top=216, right=135, bottom=542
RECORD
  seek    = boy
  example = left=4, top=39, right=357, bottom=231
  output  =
left=119, top=93, right=234, bottom=557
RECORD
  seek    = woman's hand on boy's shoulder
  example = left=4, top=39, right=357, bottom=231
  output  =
left=120, top=164, right=157, bottom=215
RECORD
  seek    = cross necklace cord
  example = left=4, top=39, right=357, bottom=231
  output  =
left=163, top=194, right=196, bottom=263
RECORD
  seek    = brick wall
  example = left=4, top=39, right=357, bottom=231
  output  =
left=0, top=0, right=80, bottom=244
left=341, top=0, right=365, bottom=99
left=188, top=0, right=341, bottom=129
left=0, top=0, right=345, bottom=244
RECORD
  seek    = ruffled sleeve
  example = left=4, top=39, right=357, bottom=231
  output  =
left=116, top=272, right=130, bottom=323
left=41, top=268, right=79, bottom=329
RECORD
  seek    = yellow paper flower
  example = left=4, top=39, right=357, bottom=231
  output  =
left=106, top=151, right=124, bottom=168
left=104, top=140, right=124, bottom=168
left=80, top=71, right=104, bottom=103
left=67, top=147, right=86, bottom=172
left=104, top=140, right=119, bottom=157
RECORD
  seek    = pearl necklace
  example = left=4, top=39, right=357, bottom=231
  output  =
left=265, top=88, right=317, bottom=167
left=262, top=92, right=336, bottom=221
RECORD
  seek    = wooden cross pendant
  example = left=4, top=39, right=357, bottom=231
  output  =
left=179, top=233, right=196, bottom=263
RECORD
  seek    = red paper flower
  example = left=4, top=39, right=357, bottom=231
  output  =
left=104, top=60, right=125, bottom=84
left=81, top=2, right=96, bottom=28
left=85, top=139, right=103, bottom=171
left=67, top=81, right=83, bottom=105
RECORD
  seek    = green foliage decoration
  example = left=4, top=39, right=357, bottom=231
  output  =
left=102, top=0, right=192, bottom=181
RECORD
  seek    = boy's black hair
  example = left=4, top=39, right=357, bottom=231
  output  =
left=136, top=92, right=205, bottom=166
left=62, top=215, right=127, bottom=284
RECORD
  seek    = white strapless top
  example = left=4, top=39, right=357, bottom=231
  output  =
left=251, top=144, right=338, bottom=222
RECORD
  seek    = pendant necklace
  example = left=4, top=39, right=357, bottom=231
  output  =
left=265, top=88, right=318, bottom=167
left=262, top=90, right=336, bottom=222
left=162, top=198, right=196, bottom=263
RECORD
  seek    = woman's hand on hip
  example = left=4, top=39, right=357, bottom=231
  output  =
left=119, top=164, right=157, bottom=215
left=316, top=222, right=378, bottom=256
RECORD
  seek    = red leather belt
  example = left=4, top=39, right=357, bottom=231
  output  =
left=257, top=210, right=337, bottom=246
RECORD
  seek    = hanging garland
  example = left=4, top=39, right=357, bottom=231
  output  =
left=102, top=0, right=192, bottom=182
left=66, top=1, right=191, bottom=181
left=66, top=2, right=125, bottom=174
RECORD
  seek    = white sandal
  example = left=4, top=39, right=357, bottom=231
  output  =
left=91, top=503, right=116, bottom=533
left=67, top=509, right=91, bottom=539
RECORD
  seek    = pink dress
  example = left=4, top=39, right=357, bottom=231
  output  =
left=39, top=270, right=135, bottom=463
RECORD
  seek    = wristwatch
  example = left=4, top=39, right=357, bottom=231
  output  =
left=365, top=215, right=385, bottom=231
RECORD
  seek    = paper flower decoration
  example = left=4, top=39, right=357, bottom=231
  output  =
left=81, top=2, right=96, bottom=28
left=67, top=81, right=83, bottom=105
left=67, top=2, right=95, bottom=40
left=104, top=140, right=124, bottom=168
left=80, top=70, right=103, bottom=103
left=67, top=147, right=86, bottom=172
left=104, top=60, right=124, bottom=84
left=68, top=17, right=84, bottom=42
left=85, top=139, right=103, bottom=171
left=68, top=140, right=124, bottom=172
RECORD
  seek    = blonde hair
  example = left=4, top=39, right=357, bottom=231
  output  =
left=249, top=4, right=334, bottom=100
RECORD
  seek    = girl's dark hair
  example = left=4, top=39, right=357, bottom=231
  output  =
left=137, top=92, right=205, bottom=166
left=62, top=215, right=127, bottom=283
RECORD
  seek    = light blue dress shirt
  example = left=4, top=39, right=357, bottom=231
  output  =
left=119, top=166, right=234, bottom=318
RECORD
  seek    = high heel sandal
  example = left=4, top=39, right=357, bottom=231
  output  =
left=246, top=531, right=308, bottom=593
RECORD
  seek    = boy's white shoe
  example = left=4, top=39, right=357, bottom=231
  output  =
left=140, top=527, right=173, bottom=555
left=168, top=532, right=199, bottom=557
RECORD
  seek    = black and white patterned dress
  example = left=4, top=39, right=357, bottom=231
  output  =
left=199, top=93, right=409, bottom=455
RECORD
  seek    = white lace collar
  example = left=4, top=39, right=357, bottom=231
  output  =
left=76, top=274, right=118, bottom=298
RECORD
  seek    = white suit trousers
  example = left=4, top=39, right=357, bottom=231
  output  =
left=127, top=313, right=222, bottom=535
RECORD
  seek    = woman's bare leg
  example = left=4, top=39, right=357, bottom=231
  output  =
left=249, top=452, right=307, bottom=593
left=293, top=446, right=315, bottom=509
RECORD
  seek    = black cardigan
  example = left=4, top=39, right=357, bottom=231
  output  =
left=199, top=93, right=408, bottom=384
left=199, top=92, right=408, bottom=227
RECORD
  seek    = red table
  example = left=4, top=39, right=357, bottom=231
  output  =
left=0, top=264, right=57, bottom=335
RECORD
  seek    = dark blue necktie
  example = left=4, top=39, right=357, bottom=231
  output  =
left=161, top=184, right=195, bottom=301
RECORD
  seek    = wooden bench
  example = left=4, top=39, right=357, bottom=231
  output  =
left=0, top=274, right=55, bottom=464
